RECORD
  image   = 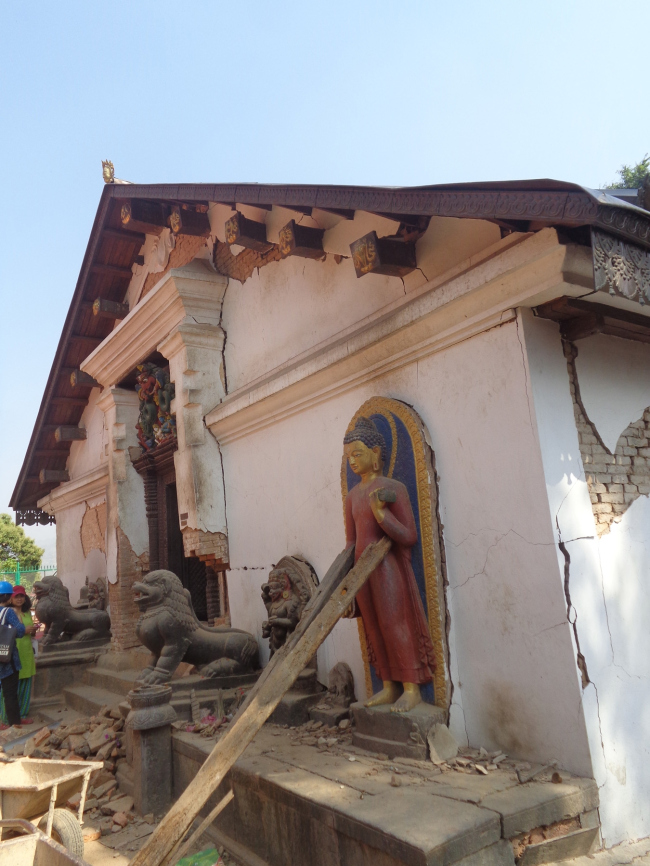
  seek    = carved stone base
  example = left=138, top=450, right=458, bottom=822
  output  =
left=309, top=705, right=350, bottom=728
left=351, top=701, right=446, bottom=760
left=40, top=636, right=111, bottom=654
left=270, top=688, right=325, bottom=727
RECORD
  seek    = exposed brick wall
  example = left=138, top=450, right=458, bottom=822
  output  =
left=108, top=527, right=149, bottom=650
left=80, top=502, right=106, bottom=557
left=214, top=240, right=281, bottom=283
left=566, top=342, right=650, bottom=535
left=141, top=234, right=208, bottom=298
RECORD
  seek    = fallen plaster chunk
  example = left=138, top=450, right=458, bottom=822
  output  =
left=428, top=723, right=459, bottom=765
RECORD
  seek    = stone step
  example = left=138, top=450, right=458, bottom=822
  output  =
left=62, top=684, right=124, bottom=716
left=84, top=666, right=141, bottom=696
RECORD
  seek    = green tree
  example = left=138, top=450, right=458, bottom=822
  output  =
left=608, top=154, right=650, bottom=189
left=0, top=514, right=44, bottom=572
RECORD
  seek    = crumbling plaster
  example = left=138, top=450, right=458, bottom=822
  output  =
left=220, top=319, right=591, bottom=775
left=520, top=310, right=650, bottom=846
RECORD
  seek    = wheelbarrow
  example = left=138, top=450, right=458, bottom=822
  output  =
left=0, top=758, right=102, bottom=857
left=0, top=819, right=90, bottom=865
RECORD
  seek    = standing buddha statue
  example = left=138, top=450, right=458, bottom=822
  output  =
left=343, top=417, right=436, bottom=713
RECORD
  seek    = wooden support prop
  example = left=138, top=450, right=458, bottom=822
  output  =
left=39, top=469, right=69, bottom=484
left=93, top=298, right=130, bottom=320
left=130, top=537, right=390, bottom=866
left=278, top=220, right=325, bottom=260
left=54, top=426, right=87, bottom=442
left=225, top=212, right=273, bottom=253
left=70, top=369, right=99, bottom=388
left=120, top=200, right=169, bottom=235
left=169, top=789, right=234, bottom=865
left=350, top=230, right=416, bottom=278
left=168, top=205, right=211, bottom=237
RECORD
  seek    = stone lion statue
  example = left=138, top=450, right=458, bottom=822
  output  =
left=134, top=570, right=259, bottom=686
left=34, top=575, right=111, bottom=648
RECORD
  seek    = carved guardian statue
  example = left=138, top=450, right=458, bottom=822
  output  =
left=34, top=575, right=111, bottom=648
left=134, top=570, right=259, bottom=685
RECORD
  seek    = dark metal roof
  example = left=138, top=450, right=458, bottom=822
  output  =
left=11, top=178, right=650, bottom=515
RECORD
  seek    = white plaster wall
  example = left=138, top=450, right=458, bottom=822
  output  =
left=54, top=496, right=107, bottom=605
left=66, top=389, right=108, bottom=480
left=222, top=254, right=406, bottom=394
left=521, top=313, right=650, bottom=846
left=220, top=320, right=591, bottom=774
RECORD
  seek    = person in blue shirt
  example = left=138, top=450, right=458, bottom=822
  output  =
left=0, top=581, right=26, bottom=728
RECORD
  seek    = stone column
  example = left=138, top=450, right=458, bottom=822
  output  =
left=126, top=685, right=177, bottom=817
left=158, top=320, right=229, bottom=569
left=97, top=388, right=149, bottom=651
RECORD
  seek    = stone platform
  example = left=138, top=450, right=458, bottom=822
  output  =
left=172, top=726, right=600, bottom=866
left=32, top=643, right=110, bottom=710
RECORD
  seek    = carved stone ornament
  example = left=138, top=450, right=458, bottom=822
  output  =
left=34, top=575, right=111, bottom=649
left=135, top=362, right=176, bottom=452
left=133, top=569, right=259, bottom=685
left=593, top=229, right=650, bottom=305
left=261, top=556, right=318, bottom=657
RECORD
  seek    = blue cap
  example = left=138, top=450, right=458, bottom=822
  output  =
left=0, top=582, right=14, bottom=595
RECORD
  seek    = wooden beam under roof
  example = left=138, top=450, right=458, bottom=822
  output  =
left=91, top=263, right=134, bottom=279
left=535, top=296, right=650, bottom=344
left=93, top=298, right=129, bottom=320
left=49, top=397, right=91, bottom=408
left=39, top=469, right=69, bottom=484
left=101, top=226, right=146, bottom=245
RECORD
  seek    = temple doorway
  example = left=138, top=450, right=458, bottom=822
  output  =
left=163, top=482, right=208, bottom=621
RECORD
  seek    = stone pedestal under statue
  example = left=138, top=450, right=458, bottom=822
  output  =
left=126, top=685, right=177, bottom=817
left=269, top=668, right=325, bottom=727
left=351, top=701, right=446, bottom=760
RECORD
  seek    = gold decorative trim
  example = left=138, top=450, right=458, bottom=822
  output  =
left=341, top=397, right=448, bottom=708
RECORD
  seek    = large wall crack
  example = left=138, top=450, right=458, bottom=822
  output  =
left=565, top=340, right=650, bottom=535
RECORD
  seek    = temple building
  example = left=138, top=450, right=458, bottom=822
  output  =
left=11, top=177, right=650, bottom=850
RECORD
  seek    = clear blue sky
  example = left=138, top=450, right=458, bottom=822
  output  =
left=2, top=0, right=649, bottom=562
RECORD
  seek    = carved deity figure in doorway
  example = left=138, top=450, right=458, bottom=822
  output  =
left=343, top=416, right=436, bottom=713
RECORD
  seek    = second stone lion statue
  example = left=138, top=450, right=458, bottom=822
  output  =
left=34, top=575, right=111, bottom=648
left=133, top=569, right=259, bottom=685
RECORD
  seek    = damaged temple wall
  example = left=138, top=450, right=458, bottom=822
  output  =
left=39, top=389, right=109, bottom=604
left=219, top=318, right=592, bottom=776
left=521, top=311, right=650, bottom=846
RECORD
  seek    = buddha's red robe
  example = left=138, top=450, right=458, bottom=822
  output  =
left=345, top=476, right=436, bottom=685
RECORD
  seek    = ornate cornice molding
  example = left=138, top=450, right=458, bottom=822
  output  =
left=82, top=260, right=227, bottom=388
left=38, top=464, right=109, bottom=515
left=592, top=229, right=650, bottom=306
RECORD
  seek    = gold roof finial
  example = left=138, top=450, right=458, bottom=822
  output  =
left=102, top=160, right=115, bottom=184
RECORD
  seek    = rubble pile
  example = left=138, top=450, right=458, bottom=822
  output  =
left=0, top=706, right=143, bottom=838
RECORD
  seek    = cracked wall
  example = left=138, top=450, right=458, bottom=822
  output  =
left=521, top=309, right=650, bottom=847
left=566, top=342, right=650, bottom=535
left=220, top=312, right=591, bottom=774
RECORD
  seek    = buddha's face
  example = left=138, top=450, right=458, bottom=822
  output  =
left=345, top=440, right=381, bottom=476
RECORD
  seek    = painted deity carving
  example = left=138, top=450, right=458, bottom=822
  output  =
left=135, top=363, right=176, bottom=451
left=343, top=416, right=436, bottom=713
left=261, top=556, right=318, bottom=657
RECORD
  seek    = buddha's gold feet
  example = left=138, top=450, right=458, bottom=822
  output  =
left=364, top=681, right=400, bottom=707
left=390, top=683, right=422, bottom=713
